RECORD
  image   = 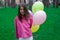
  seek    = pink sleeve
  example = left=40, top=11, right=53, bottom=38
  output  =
left=14, top=17, right=19, bottom=38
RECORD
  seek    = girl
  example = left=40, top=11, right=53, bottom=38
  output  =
left=14, top=4, right=33, bottom=40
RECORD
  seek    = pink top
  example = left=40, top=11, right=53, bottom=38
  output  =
left=14, top=15, right=33, bottom=38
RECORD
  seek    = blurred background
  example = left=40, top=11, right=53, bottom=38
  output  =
left=0, top=0, right=60, bottom=40
left=0, top=0, right=60, bottom=8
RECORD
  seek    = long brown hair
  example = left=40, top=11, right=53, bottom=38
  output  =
left=18, top=4, right=30, bottom=22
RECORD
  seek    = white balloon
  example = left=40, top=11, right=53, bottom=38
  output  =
left=28, top=10, right=33, bottom=16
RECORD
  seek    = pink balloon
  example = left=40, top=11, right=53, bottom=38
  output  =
left=33, top=11, right=47, bottom=25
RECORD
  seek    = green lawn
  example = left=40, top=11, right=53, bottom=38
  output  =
left=0, top=6, right=60, bottom=40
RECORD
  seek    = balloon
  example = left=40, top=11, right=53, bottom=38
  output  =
left=32, top=1, right=44, bottom=13
left=33, top=11, right=47, bottom=25
left=31, top=25, right=40, bottom=33
left=28, top=10, right=33, bottom=16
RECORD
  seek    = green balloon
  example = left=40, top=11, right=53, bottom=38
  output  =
left=32, top=1, right=44, bottom=13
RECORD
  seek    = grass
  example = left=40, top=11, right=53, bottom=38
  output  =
left=0, top=6, right=60, bottom=40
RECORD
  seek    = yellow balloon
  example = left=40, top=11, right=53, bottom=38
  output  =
left=31, top=25, right=40, bottom=33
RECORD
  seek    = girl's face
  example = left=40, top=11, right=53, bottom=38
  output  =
left=20, top=7, right=25, bottom=15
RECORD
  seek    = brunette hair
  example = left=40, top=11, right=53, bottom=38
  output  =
left=18, top=4, right=30, bottom=22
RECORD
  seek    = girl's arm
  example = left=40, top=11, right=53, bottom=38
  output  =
left=14, top=17, right=19, bottom=39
